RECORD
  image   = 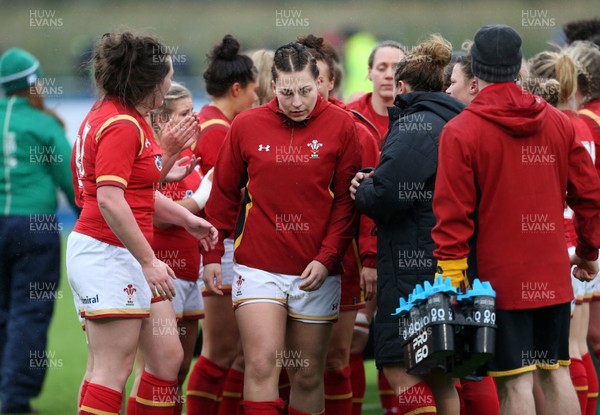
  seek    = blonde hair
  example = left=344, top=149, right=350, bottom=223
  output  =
left=528, top=51, right=578, bottom=104
left=251, top=49, right=274, bottom=105
left=150, top=81, right=192, bottom=134
left=521, top=77, right=561, bottom=107
left=394, top=34, right=452, bottom=92
left=566, top=41, right=600, bottom=103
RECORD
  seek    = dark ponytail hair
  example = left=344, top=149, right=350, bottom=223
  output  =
left=296, top=34, right=336, bottom=82
left=93, top=31, right=171, bottom=107
left=271, top=42, right=319, bottom=81
left=203, top=34, right=257, bottom=98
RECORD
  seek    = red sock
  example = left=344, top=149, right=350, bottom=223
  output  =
left=136, top=370, right=177, bottom=414
left=377, top=370, right=401, bottom=413
left=397, top=381, right=436, bottom=414
left=243, top=398, right=285, bottom=415
left=570, top=358, right=589, bottom=413
left=79, top=383, right=122, bottom=415
left=460, top=377, right=499, bottom=415
left=186, top=356, right=227, bottom=415
left=128, top=396, right=137, bottom=415
left=279, top=369, right=291, bottom=410
left=79, top=379, right=90, bottom=410
left=582, top=352, right=598, bottom=415
left=349, top=354, right=365, bottom=415
left=218, top=368, right=244, bottom=415
left=324, top=366, right=352, bottom=414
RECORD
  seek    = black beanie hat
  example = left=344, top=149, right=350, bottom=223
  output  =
left=471, top=24, right=523, bottom=83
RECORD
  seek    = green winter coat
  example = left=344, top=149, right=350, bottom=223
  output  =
left=0, top=95, right=77, bottom=215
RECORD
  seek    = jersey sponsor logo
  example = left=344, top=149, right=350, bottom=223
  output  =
left=307, top=139, right=323, bottom=159
left=81, top=294, right=100, bottom=304
left=124, top=284, right=137, bottom=306
left=258, top=144, right=271, bottom=152
left=235, top=275, right=245, bottom=296
left=155, top=155, right=163, bottom=171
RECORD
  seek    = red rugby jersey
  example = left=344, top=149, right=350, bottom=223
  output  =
left=202, top=95, right=360, bottom=275
left=193, top=105, right=231, bottom=176
left=563, top=111, right=597, bottom=249
left=73, top=98, right=162, bottom=247
left=152, top=148, right=202, bottom=281
left=346, top=92, right=389, bottom=146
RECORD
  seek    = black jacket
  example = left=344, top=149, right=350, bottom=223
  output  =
left=354, top=91, right=464, bottom=366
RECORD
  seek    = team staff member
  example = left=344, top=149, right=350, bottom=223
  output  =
left=297, top=33, right=379, bottom=415
left=432, top=25, right=600, bottom=415
left=0, top=47, right=79, bottom=414
left=186, top=34, right=258, bottom=415
left=347, top=40, right=405, bottom=146
left=202, top=42, right=360, bottom=415
left=67, top=31, right=217, bottom=415
left=351, top=34, right=465, bottom=414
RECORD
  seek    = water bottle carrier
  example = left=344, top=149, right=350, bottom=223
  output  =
left=395, top=277, right=497, bottom=377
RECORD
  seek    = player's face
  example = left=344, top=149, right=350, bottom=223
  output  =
left=316, top=60, right=334, bottom=101
left=167, top=97, right=193, bottom=125
left=446, top=64, right=472, bottom=105
left=272, top=66, right=319, bottom=122
left=368, top=46, right=404, bottom=100
left=237, top=81, right=259, bottom=114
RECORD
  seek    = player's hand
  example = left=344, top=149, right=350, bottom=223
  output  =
left=160, top=114, right=199, bottom=156
left=183, top=216, right=218, bottom=251
left=164, top=155, right=199, bottom=183
left=143, top=258, right=177, bottom=301
left=203, top=263, right=223, bottom=296
left=350, top=171, right=374, bottom=200
left=360, top=266, right=377, bottom=301
left=571, top=254, right=599, bottom=282
left=299, top=260, right=328, bottom=291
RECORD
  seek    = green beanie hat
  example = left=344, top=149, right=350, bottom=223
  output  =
left=0, top=48, right=42, bottom=93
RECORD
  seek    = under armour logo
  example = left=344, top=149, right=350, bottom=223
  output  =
left=258, top=144, right=270, bottom=152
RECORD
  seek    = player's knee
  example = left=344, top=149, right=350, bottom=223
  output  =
left=325, top=346, right=349, bottom=372
left=496, top=372, right=533, bottom=398
left=289, top=366, right=322, bottom=393
left=245, top=354, right=278, bottom=384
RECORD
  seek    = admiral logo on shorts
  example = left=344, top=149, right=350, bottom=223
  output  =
left=81, top=294, right=99, bottom=304
left=235, top=275, right=245, bottom=296
left=124, top=284, right=137, bottom=306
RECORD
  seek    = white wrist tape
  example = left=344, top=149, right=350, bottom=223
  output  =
left=191, top=168, right=214, bottom=210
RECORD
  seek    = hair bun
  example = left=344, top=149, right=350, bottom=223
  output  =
left=213, top=34, right=240, bottom=61
left=297, top=34, right=324, bottom=50
left=410, top=34, right=452, bottom=68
